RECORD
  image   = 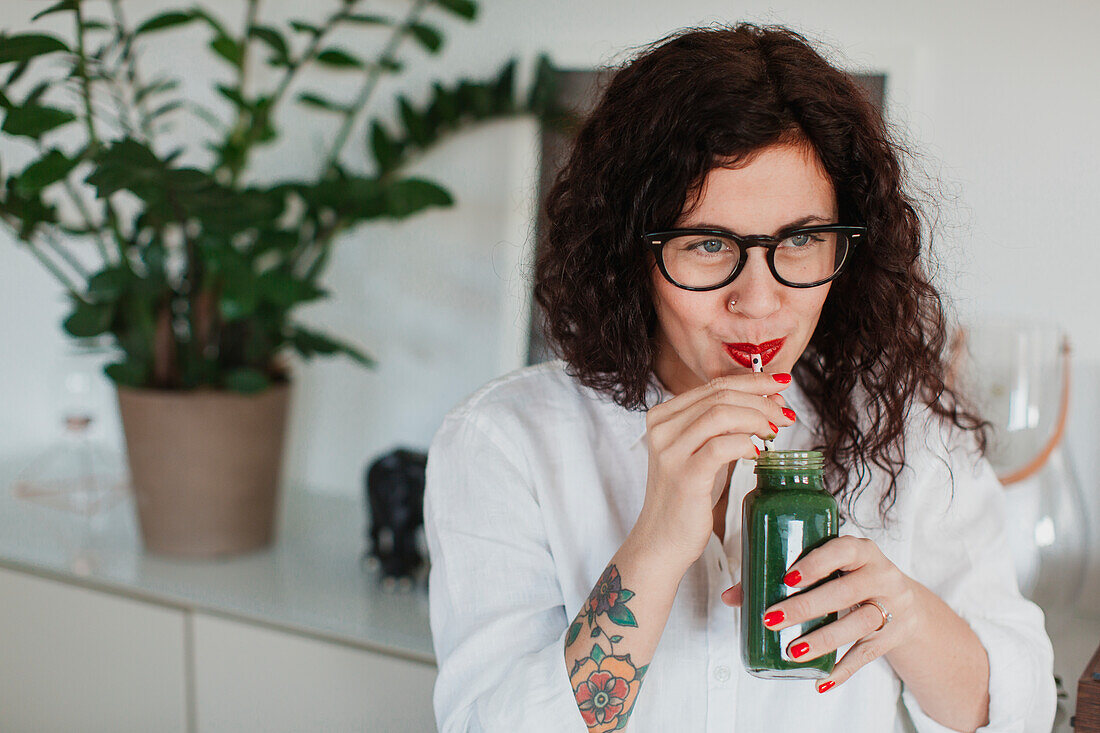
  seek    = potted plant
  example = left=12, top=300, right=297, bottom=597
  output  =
left=0, top=0, right=566, bottom=557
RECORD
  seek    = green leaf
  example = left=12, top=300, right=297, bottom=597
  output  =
left=86, top=266, right=131, bottom=302
left=134, top=11, right=197, bottom=36
left=589, top=626, right=600, bottom=637
left=134, top=78, right=180, bottom=104
left=4, top=59, right=31, bottom=87
left=527, top=54, right=559, bottom=116
left=378, top=58, right=403, bottom=73
left=0, top=34, right=70, bottom=65
left=104, top=360, right=148, bottom=387
left=635, top=663, right=649, bottom=680
left=297, top=92, right=349, bottom=113
left=248, top=25, right=290, bottom=66
left=492, top=59, right=517, bottom=114
left=288, top=20, right=321, bottom=36
left=434, top=0, right=477, bottom=20
left=190, top=8, right=229, bottom=38
left=457, top=80, right=493, bottom=119
left=63, top=300, right=115, bottom=338
left=215, top=84, right=248, bottom=109
left=287, top=324, right=374, bottom=366
left=258, top=269, right=327, bottom=309
left=383, top=178, right=453, bottom=219
left=210, top=34, right=242, bottom=66
left=15, top=149, right=79, bottom=194
left=566, top=621, right=582, bottom=646
left=369, top=121, right=402, bottom=173
left=407, top=23, right=443, bottom=54
left=315, top=48, right=362, bottom=69
left=398, top=96, right=431, bottom=147
left=606, top=604, right=638, bottom=628
left=617, top=589, right=634, bottom=603
left=31, top=1, right=79, bottom=22
left=590, top=643, right=605, bottom=664
left=149, top=100, right=183, bottom=120
left=428, top=83, right=458, bottom=126
left=343, top=14, right=391, bottom=26
left=609, top=635, right=623, bottom=643
left=224, top=367, right=270, bottom=394
left=1, top=104, right=76, bottom=138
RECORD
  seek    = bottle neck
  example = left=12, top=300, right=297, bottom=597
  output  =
left=755, top=471, right=825, bottom=492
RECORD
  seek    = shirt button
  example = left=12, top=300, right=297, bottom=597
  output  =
left=713, top=665, right=731, bottom=682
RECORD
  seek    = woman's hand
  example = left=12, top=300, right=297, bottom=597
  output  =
left=632, top=372, right=795, bottom=572
left=721, top=535, right=929, bottom=693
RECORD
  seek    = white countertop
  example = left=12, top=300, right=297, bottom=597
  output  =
left=0, top=455, right=434, bottom=665
left=1, top=455, right=1096, bottom=728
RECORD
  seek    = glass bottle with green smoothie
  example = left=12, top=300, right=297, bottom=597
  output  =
left=740, top=450, right=838, bottom=679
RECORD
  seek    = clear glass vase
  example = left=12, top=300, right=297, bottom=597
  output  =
left=950, top=318, right=1091, bottom=614
left=11, top=338, right=130, bottom=516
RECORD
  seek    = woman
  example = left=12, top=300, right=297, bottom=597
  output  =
left=424, top=23, right=1056, bottom=733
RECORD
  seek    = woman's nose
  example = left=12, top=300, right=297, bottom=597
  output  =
left=725, top=249, right=781, bottom=317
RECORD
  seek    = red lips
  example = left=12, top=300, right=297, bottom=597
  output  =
left=723, top=338, right=785, bottom=368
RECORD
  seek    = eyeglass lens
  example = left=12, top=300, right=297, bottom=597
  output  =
left=661, top=230, right=851, bottom=287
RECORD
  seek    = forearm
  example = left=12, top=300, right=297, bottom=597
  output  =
left=563, top=525, right=688, bottom=730
left=886, top=580, right=990, bottom=732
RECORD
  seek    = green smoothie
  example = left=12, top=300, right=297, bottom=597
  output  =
left=740, top=450, right=838, bottom=679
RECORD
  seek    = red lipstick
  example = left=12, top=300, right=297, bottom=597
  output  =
left=723, top=338, right=785, bottom=368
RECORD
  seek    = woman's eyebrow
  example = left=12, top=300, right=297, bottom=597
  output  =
left=684, top=215, right=834, bottom=234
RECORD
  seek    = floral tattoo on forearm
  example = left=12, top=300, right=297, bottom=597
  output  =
left=565, top=564, right=649, bottom=731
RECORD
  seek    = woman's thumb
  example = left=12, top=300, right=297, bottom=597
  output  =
left=721, top=582, right=743, bottom=607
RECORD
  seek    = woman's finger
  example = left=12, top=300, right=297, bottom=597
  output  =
left=761, top=567, right=872, bottom=632
left=777, top=536, right=878, bottom=593
left=777, top=601, right=889, bottom=663
left=813, top=635, right=890, bottom=694
left=673, top=403, right=778, bottom=459
left=686, top=433, right=760, bottom=484
left=647, top=372, right=792, bottom=434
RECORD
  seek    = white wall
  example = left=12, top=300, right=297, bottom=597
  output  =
left=1, top=0, right=1096, bottom=589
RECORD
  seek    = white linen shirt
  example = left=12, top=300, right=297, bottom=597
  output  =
left=425, top=360, right=1056, bottom=732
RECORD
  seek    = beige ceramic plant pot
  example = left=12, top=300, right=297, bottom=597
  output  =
left=116, top=379, right=292, bottom=558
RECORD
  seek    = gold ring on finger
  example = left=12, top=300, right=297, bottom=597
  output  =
left=858, top=599, right=892, bottom=632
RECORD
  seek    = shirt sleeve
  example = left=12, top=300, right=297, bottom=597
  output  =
left=902, top=414, right=1057, bottom=733
left=424, top=408, right=588, bottom=732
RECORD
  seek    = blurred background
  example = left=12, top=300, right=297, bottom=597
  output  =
left=0, top=0, right=1097, bottom=731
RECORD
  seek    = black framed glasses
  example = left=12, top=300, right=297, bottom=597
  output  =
left=642, top=225, right=865, bottom=291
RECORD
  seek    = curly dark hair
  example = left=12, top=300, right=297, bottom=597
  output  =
left=533, top=22, right=991, bottom=526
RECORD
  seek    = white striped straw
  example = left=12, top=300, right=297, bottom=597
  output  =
left=750, top=353, right=774, bottom=451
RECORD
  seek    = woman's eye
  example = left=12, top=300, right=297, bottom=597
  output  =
left=787, top=232, right=822, bottom=246
left=692, top=239, right=727, bottom=254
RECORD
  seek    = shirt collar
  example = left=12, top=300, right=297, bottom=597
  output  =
left=624, top=371, right=811, bottom=448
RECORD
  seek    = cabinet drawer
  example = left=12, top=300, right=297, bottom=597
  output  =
left=0, top=566, right=188, bottom=733
left=192, top=612, right=436, bottom=732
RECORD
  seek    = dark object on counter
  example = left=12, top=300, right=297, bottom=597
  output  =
left=362, top=448, right=428, bottom=586
left=1076, top=641, right=1100, bottom=731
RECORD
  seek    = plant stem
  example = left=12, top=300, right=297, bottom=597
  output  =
left=1, top=216, right=86, bottom=299
left=109, top=0, right=156, bottom=142
left=73, top=0, right=130, bottom=262
left=225, top=1, right=355, bottom=188
left=319, top=0, right=432, bottom=177
left=41, top=229, right=90, bottom=280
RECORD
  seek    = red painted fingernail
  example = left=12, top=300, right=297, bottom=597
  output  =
left=772, top=373, right=792, bottom=384
left=782, top=407, right=797, bottom=421
left=790, top=642, right=810, bottom=658
left=754, top=445, right=760, bottom=456
left=817, top=680, right=835, bottom=693
left=763, top=610, right=784, bottom=627
left=768, top=422, right=779, bottom=433
left=783, top=570, right=801, bottom=586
